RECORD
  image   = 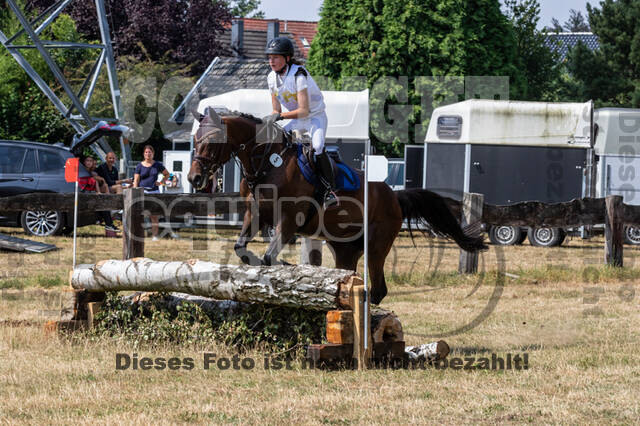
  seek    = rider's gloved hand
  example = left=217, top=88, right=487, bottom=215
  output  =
left=262, top=112, right=282, bottom=126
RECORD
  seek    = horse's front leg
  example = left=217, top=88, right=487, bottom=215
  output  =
left=234, top=207, right=262, bottom=266
left=262, top=214, right=298, bottom=266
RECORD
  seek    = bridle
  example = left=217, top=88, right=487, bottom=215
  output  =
left=193, top=119, right=293, bottom=193
left=193, top=127, right=231, bottom=191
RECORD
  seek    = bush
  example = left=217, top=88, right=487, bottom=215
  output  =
left=90, top=292, right=326, bottom=353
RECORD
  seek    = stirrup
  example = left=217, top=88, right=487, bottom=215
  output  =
left=323, top=189, right=339, bottom=208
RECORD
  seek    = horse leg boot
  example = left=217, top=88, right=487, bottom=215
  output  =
left=315, top=150, right=338, bottom=207
left=262, top=216, right=297, bottom=266
left=234, top=210, right=263, bottom=266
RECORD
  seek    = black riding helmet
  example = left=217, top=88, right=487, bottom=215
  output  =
left=265, top=36, right=294, bottom=58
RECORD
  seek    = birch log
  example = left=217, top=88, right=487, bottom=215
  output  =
left=70, top=258, right=357, bottom=310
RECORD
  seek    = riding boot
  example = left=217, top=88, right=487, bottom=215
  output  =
left=315, top=150, right=338, bottom=207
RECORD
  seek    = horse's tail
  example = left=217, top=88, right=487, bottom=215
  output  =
left=395, top=188, right=488, bottom=252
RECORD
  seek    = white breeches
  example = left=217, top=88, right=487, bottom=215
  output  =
left=284, top=111, right=328, bottom=153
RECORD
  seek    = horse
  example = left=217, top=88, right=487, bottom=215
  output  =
left=187, top=107, right=486, bottom=304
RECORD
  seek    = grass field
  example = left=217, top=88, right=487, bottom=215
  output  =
left=1, top=225, right=640, bottom=424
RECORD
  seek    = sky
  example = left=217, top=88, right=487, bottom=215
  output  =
left=257, top=0, right=593, bottom=30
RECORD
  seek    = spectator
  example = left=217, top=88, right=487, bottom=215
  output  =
left=80, top=155, right=109, bottom=194
left=133, top=145, right=172, bottom=241
left=96, top=151, right=132, bottom=194
left=79, top=155, right=118, bottom=232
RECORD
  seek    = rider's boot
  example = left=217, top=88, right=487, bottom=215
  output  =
left=315, top=150, right=338, bottom=208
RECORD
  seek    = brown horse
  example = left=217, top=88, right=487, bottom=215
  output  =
left=188, top=108, right=486, bottom=304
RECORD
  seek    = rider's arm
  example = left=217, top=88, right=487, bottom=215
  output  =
left=271, top=93, right=282, bottom=115
left=278, top=88, right=310, bottom=120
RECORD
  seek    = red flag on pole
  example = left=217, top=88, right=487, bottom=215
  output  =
left=65, top=158, right=79, bottom=183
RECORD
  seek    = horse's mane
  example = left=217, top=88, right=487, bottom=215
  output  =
left=220, top=110, right=263, bottom=124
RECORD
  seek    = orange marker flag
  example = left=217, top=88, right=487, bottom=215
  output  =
left=65, top=157, right=79, bottom=183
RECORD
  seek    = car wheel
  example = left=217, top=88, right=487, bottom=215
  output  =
left=624, top=226, right=640, bottom=245
left=21, top=210, right=63, bottom=237
left=527, top=227, right=565, bottom=247
left=488, top=225, right=522, bottom=245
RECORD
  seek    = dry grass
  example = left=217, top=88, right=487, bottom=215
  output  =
left=1, top=225, right=640, bottom=424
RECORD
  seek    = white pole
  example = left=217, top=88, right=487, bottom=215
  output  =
left=72, top=179, right=78, bottom=269
left=363, top=139, right=370, bottom=351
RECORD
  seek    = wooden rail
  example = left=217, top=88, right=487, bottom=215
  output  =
left=0, top=192, right=245, bottom=216
left=454, top=194, right=629, bottom=269
left=1, top=191, right=636, bottom=268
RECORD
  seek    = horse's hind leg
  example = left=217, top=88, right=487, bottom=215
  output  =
left=234, top=209, right=262, bottom=266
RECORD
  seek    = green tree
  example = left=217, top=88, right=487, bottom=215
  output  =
left=564, top=41, right=627, bottom=105
left=308, top=0, right=523, bottom=156
left=504, top=0, right=560, bottom=100
left=227, top=0, right=265, bottom=18
left=548, top=18, right=564, bottom=32
left=0, top=5, right=84, bottom=143
left=564, top=9, right=590, bottom=32
left=561, top=0, right=640, bottom=107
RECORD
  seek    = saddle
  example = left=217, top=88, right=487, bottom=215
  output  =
left=296, top=143, right=360, bottom=192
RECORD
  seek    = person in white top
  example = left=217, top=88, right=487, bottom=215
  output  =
left=263, top=36, right=336, bottom=203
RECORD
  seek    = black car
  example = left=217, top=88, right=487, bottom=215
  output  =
left=0, top=140, right=96, bottom=236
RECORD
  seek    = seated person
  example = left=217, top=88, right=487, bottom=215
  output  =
left=80, top=155, right=109, bottom=194
left=79, top=155, right=118, bottom=232
left=96, top=151, right=132, bottom=194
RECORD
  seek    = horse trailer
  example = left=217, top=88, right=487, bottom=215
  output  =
left=409, top=100, right=640, bottom=246
left=426, top=100, right=591, bottom=247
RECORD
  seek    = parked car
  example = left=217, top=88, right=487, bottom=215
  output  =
left=0, top=140, right=96, bottom=236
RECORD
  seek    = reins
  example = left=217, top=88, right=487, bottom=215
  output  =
left=194, top=119, right=293, bottom=193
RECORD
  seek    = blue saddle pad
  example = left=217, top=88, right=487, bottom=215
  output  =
left=297, top=144, right=361, bottom=192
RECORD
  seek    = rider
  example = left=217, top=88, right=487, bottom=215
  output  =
left=262, top=36, right=336, bottom=204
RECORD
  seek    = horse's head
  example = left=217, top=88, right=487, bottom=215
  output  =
left=188, top=107, right=230, bottom=192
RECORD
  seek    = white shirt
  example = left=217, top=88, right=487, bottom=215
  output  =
left=267, top=64, right=325, bottom=118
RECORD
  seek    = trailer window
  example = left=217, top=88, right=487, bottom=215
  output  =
left=437, top=116, right=462, bottom=139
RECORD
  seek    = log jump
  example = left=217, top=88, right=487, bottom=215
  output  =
left=65, top=258, right=422, bottom=368
left=70, top=258, right=360, bottom=311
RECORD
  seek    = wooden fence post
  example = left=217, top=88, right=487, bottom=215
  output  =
left=458, top=192, right=484, bottom=274
left=351, top=279, right=372, bottom=369
left=123, top=187, right=145, bottom=260
left=605, top=195, right=623, bottom=267
left=300, top=238, right=322, bottom=266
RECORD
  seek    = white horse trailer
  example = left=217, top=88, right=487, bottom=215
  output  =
left=162, top=89, right=370, bottom=227
left=594, top=108, right=640, bottom=244
left=422, top=99, right=595, bottom=247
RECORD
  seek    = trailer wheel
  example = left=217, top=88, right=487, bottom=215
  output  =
left=488, top=225, right=523, bottom=245
left=624, top=226, right=640, bottom=245
left=527, top=227, right=566, bottom=247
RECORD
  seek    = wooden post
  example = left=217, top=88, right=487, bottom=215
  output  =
left=86, top=302, right=102, bottom=328
left=458, top=192, right=484, bottom=274
left=351, top=280, right=372, bottom=369
left=300, top=238, right=322, bottom=266
left=123, top=187, right=145, bottom=260
left=605, top=195, right=623, bottom=267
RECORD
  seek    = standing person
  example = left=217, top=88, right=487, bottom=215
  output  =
left=132, top=145, right=171, bottom=241
left=96, top=151, right=132, bottom=194
left=262, top=37, right=336, bottom=205
left=78, top=155, right=118, bottom=232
